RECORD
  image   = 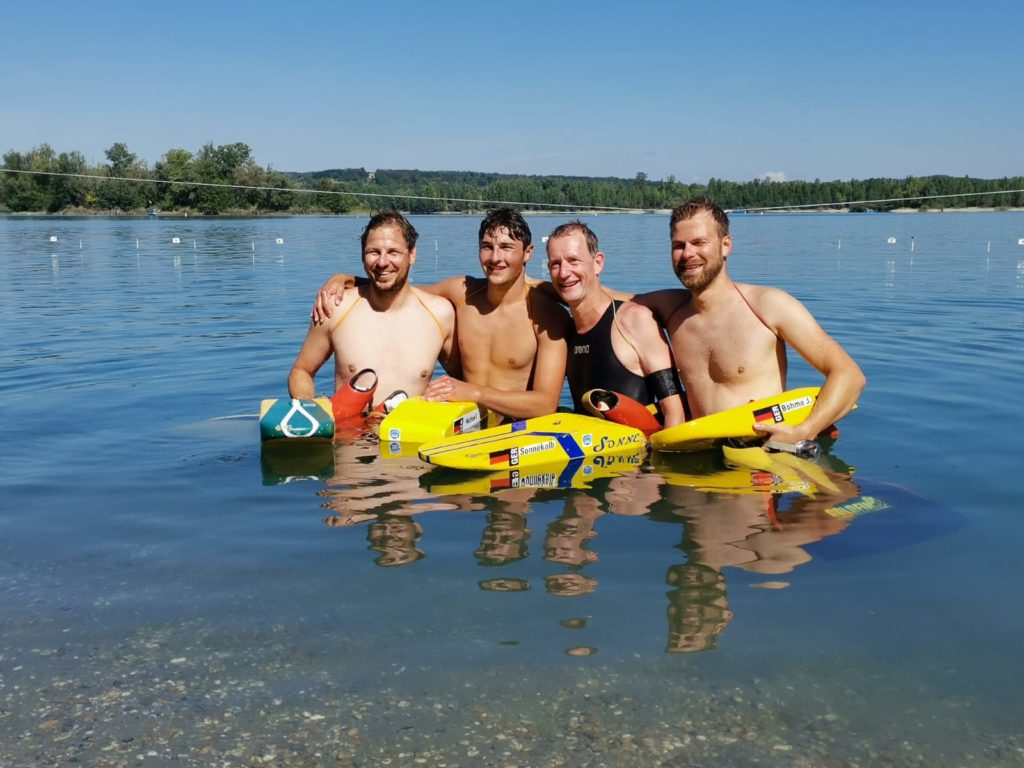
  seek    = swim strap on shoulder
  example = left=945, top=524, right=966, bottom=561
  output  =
left=412, top=289, right=446, bottom=338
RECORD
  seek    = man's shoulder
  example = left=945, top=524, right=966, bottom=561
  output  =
left=735, top=282, right=798, bottom=310
left=334, top=285, right=366, bottom=312
left=616, top=299, right=659, bottom=329
left=529, top=289, right=572, bottom=335
left=412, top=286, right=456, bottom=318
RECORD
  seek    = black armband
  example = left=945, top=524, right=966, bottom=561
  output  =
left=645, top=368, right=683, bottom=400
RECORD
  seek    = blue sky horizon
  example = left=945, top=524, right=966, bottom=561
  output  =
left=2, top=1, right=1021, bottom=183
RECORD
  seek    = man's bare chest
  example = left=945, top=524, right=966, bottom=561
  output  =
left=672, top=310, right=778, bottom=383
left=457, top=306, right=537, bottom=371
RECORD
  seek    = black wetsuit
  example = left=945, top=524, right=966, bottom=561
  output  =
left=567, top=301, right=655, bottom=413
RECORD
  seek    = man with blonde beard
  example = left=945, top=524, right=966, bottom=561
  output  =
left=641, top=196, right=865, bottom=441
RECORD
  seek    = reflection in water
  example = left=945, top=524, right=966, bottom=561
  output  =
left=479, top=577, right=531, bottom=592
left=545, top=572, right=598, bottom=597
left=540, top=473, right=662, bottom=600
left=656, top=451, right=861, bottom=651
left=319, top=438, right=486, bottom=525
left=544, top=499, right=600, bottom=567
left=285, top=433, right=883, bottom=653
left=475, top=506, right=532, bottom=566
left=665, top=563, right=733, bottom=653
left=367, top=515, right=424, bottom=567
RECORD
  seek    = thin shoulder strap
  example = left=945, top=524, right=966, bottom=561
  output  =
left=328, top=291, right=364, bottom=333
left=734, top=284, right=775, bottom=335
left=610, top=298, right=644, bottom=361
left=454, top=280, right=486, bottom=308
left=412, top=288, right=446, bottom=338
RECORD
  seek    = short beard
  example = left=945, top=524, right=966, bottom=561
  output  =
left=676, top=257, right=723, bottom=293
left=371, top=270, right=409, bottom=295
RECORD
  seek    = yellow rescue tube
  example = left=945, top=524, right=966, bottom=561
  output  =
left=418, top=413, right=646, bottom=472
left=377, top=397, right=485, bottom=444
left=651, top=387, right=823, bottom=453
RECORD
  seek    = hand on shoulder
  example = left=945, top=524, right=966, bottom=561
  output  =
left=312, top=272, right=359, bottom=325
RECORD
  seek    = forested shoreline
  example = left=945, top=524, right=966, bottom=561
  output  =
left=3, top=141, right=1023, bottom=215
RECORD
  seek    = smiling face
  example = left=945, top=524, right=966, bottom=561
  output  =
left=362, top=224, right=416, bottom=294
left=479, top=226, right=532, bottom=288
left=670, top=211, right=732, bottom=292
left=546, top=230, right=604, bottom=307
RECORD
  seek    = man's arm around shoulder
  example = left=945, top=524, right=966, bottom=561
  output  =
left=631, top=288, right=691, bottom=327
left=312, top=273, right=460, bottom=325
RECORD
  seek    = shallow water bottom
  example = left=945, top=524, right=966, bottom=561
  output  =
left=3, top=599, right=1023, bottom=768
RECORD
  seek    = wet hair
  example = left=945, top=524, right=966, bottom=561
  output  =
left=479, top=207, right=532, bottom=248
left=361, top=210, right=418, bottom=252
left=669, top=196, right=730, bottom=238
left=546, top=220, right=600, bottom=257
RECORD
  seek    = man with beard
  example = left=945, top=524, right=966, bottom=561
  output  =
left=313, top=208, right=570, bottom=421
left=288, top=211, right=456, bottom=408
left=641, top=196, right=865, bottom=442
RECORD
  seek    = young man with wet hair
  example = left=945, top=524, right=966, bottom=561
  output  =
left=313, top=207, right=570, bottom=421
left=289, top=211, right=456, bottom=407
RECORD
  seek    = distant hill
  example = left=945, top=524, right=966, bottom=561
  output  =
left=3, top=141, right=1022, bottom=214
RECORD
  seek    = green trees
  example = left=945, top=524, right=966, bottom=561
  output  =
left=96, top=142, right=150, bottom=212
left=2, top=140, right=1023, bottom=214
left=50, top=151, right=90, bottom=211
left=154, top=149, right=196, bottom=209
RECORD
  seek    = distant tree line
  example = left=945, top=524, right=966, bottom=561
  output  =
left=3, top=141, right=1023, bottom=215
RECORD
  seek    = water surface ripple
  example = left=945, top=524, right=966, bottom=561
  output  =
left=1, top=212, right=1022, bottom=766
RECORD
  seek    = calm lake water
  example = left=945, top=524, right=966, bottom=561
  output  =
left=1, top=212, right=1022, bottom=766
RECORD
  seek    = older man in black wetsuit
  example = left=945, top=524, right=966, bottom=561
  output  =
left=543, top=221, right=685, bottom=427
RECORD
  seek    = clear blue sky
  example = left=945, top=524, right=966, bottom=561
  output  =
left=2, top=0, right=1020, bottom=182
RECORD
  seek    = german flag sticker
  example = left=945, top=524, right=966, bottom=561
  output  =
left=753, top=404, right=783, bottom=424
left=489, top=449, right=512, bottom=465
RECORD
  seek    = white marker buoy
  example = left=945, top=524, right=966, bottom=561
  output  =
left=276, top=237, right=284, bottom=245
left=171, top=237, right=181, bottom=244
left=49, top=235, right=58, bottom=242
left=1017, top=238, right=1024, bottom=245
left=887, top=237, right=897, bottom=244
